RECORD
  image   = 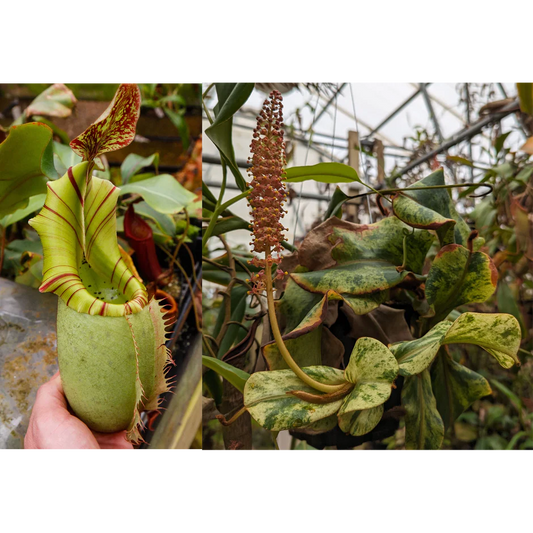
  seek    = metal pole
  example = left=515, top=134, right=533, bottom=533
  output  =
left=311, top=83, right=347, bottom=127
left=420, top=83, right=444, bottom=144
left=363, top=86, right=424, bottom=139
left=392, top=99, right=519, bottom=179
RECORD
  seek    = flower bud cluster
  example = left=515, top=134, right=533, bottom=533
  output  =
left=247, top=91, right=288, bottom=294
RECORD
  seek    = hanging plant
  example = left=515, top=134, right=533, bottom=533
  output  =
left=202, top=87, right=523, bottom=450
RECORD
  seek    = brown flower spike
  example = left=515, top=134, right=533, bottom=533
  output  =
left=247, top=90, right=288, bottom=294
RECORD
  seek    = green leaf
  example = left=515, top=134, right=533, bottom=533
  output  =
left=244, top=366, right=346, bottom=432
left=325, top=186, right=349, bottom=220
left=120, top=153, right=159, bottom=184
left=133, top=200, right=176, bottom=237
left=210, top=215, right=250, bottom=237
left=0, top=194, right=46, bottom=228
left=164, top=108, right=190, bottom=150
left=0, top=122, right=56, bottom=218
left=446, top=155, right=474, bottom=167
left=70, top=84, right=141, bottom=161
left=402, top=369, right=444, bottom=450
left=285, top=162, right=362, bottom=184
left=53, top=141, right=83, bottom=177
left=119, top=174, right=196, bottom=214
left=205, top=83, right=254, bottom=192
left=431, top=350, right=492, bottom=430
left=25, top=83, right=77, bottom=118
left=497, top=282, right=526, bottom=337
left=201, top=356, right=250, bottom=394
left=213, top=284, right=248, bottom=358
left=425, top=244, right=497, bottom=319
left=517, top=83, right=533, bottom=115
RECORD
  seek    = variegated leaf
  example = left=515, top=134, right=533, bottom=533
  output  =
left=402, top=369, right=444, bottom=450
left=244, top=366, right=346, bottom=432
left=339, top=337, right=398, bottom=417
left=389, top=312, right=521, bottom=377
left=70, top=84, right=141, bottom=161
left=338, top=405, right=384, bottom=436
left=291, top=216, right=433, bottom=297
left=442, top=312, right=521, bottom=369
left=425, top=244, right=497, bottom=319
left=390, top=321, right=452, bottom=377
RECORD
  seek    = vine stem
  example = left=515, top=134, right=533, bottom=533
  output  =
left=264, top=254, right=346, bottom=394
left=349, top=182, right=493, bottom=201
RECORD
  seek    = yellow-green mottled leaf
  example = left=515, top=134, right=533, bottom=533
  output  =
left=402, top=369, right=444, bottom=450
left=338, top=404, right=384, bottom=436
left=425, top=244, right=497, bottom=319
left=291, top=216, right=433, bottom=297
left=300, top=414, right=339, bottom=435
left=390, top=322, right=452, bottom=377
left=340, top=292, right=389, bottom=315
left=293, top=261, right=409, bottom=297
left=442, top=312, right=521, bottom=369
left=244, top=366, right=346, bottom=432
left=340, top=337, right=398, bottom=416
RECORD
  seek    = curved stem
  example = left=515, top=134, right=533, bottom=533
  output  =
left=264, top=259, right=346, bottom=394
left=346, top=182, right=493, bottom=202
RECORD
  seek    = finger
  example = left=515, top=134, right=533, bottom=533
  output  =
left=32, top=372, right=68, bottom=416
left=93, top=430, right=134, bottom=450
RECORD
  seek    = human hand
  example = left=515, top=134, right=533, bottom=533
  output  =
left=25, top=372, right=133, bottom=449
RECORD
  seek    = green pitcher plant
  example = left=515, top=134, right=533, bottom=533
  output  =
left=202, top=87, right=523, bottom=450
left=1, top=84, right=172, bottom=443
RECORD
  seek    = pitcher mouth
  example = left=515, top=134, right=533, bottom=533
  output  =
left=29, top=162, right=148, bottom=317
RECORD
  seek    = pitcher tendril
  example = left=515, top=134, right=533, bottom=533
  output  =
left=246, top=91, right=346, bottom=395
